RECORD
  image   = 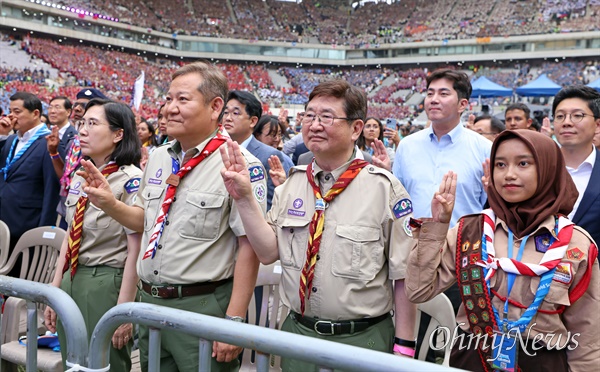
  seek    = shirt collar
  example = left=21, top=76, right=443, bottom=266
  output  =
left=239, top=134, right=253, bottom=149
left=427, top=122, right=464, bottom=143
left=19, top=123, right=46, bottom=142
left=58, top=122, right=70, bottom=139
left=312, top=147, right=358, bottom=183
left=167, top=128, right=219, bottom=163
left=495, top=215, right=558, bottom=239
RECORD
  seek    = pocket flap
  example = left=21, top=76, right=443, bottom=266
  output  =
left=186, top=192, right=225, bottom=209
left=280, top=218, right=311, bottom=228
left=336, top=225, right=380, bottom=242
left=143, top=186, right=164, bottom=201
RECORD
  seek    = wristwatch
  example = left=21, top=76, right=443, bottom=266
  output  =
left=225, top=314, right=245, bottom=323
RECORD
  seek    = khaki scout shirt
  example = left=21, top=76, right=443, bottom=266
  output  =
left=135, top=137, right=267, bottom=285
left=266, top=160, right=415, bottom=320
left=65, top=163, right=142, bottom=268
left=406, top=215, right=600, bottom=372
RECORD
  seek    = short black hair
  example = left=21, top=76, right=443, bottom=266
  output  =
left=552, top=85, right=600, bottom=118
left=253, top=115, right=279, bottom=137
left=426, top=69, right=472, bottom=101
left=505, top=103, right=531, bottom=119
left=84, top=99, right=141, bottom=167
left=50, top=96, right=73, bottom=111
left=226, top=90, right=262, bottom=120
left=10, top=92, right=43, bottom=114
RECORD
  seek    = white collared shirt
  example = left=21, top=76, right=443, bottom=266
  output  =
left=567, top=146, right=596, bottom=219
left=16, top=123, right=46, bottom=154
left=239, top=135, right=252, bottom=149
left=58, top=122, right=71, bottom=140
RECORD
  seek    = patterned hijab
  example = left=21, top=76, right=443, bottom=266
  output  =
left=486, top=130, right=578, bottom=238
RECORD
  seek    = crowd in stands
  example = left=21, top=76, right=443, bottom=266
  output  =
left=45, top=0, right=600, bottom=45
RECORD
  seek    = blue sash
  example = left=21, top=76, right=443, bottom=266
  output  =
left=1, top=126, right=51, bottom=180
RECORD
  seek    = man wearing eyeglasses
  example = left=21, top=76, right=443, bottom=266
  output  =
left=223, top=90, right=293, bottom=210
left=221, top=79, right=418, bottom=370
left=552, top=85, right=600, bottom=253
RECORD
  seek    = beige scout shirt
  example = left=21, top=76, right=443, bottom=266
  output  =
left=135, top=137, right=267, bottom=285
left=65, top=164, right=142, bottom=268
left=406, top=215, right=600, bottom=372
left=266, top=160, right=415, bottom=320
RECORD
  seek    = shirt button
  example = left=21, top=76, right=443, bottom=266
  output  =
left=153, top=270, right=158, bottom=275
left=290, top=228, right=294, bottom=233
left=422, top=227, right=428, bottom=233
left=158, top=244, right=162, bottom=250
left=324, top=175, right=331, bottom=181
left=173, top=197, right=177, bottom=202
left=165, top=221, right=170, bottom=225
left=369, top=166, right=374, bottom=171
left=312, top=287, right=317, bottom=293
left=201, top=201, right=206, bottom=206
left=316, top=254, right=320, bottom=261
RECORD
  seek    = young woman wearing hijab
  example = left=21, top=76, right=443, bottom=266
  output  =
left=44, top=98, right=143, bottom=372
left=405, top=130, right=599, bottom=371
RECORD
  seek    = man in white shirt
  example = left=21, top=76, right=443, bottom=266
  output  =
left=552, top=85, right=600, bottom=250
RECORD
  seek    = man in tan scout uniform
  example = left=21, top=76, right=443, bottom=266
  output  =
left=78, top=62, right=266, bottom=372
left=221, top=80, right=417, bottom=371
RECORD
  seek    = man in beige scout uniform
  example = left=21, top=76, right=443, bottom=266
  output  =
left=79, top=62, right=267, bottom=372
left=221, top=80, right=417, bottom=371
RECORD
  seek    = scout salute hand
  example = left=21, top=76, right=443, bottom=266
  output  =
left=77, top=159, right=118, bottom=210
left=220, top=139, right=253, bottom=201
left=267, top=155, right=286, bottom=187
left=431, top=171, right=457, bottom=224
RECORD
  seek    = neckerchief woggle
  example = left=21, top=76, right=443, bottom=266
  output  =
left=481, top=219, right=559, bottom=333
left=1, top=126, right=51, bottom=180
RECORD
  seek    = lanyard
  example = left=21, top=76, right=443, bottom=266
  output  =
left=502, top=230, right=528, bottom=331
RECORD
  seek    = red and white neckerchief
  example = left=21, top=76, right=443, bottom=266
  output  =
left=476, top=209, right=574, bottom=281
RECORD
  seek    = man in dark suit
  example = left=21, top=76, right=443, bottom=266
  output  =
left=47, top=96, right=77, bottom=159
left=223, top=90, right=293, bottom=210
left=552, top=86, right=600, bottom=251
left=0, top=92, right=60, bottom=275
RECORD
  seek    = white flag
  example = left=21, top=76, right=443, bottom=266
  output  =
left=132, top=71, right=145, bottom=110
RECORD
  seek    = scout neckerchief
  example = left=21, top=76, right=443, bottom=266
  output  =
left=299, top=158, right=368, bottom=315
left=63, top=162, right=120, bottom=279
left=60, top=136, right=82, bottom=197
left=142, top=127, right=228, bottom=260
left=1, top=125, right=51, bottom=180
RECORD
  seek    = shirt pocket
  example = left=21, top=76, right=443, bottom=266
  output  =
left=142, top=186, right=165, bottom=232
left=179, top=191, right=225, bottom=241
left=83, top=203, right=111, bottom=229
left=533, top=278, right=571, bottom=309
left=278, top=218, right=310, bottom=271
left=331, top=225, right=383, bottom=281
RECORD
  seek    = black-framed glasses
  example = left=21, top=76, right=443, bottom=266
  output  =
left=554, top=113, right=597, bottom=124
left=301, top=113, right=356, bottom=127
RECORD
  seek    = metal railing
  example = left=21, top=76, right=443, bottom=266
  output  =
left=90, top=302, right=462, bottom=372
left=0, top=276, right=88, bottom=371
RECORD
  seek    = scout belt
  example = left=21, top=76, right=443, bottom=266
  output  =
left=290, top=311, right=388, bottom=335
left=141, top=278, right=230, bottom=299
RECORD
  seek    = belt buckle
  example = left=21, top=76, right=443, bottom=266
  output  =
left=150, top=285, right=161, bottom=298
left=314, top=320, right=334, bottom=335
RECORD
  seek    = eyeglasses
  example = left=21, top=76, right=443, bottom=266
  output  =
left=554, top=113, right=597, bottom=124
left=222, top=110, right=245, bottom=120
left=76, top=119, right=107, bottom=131
left=301, top=113, right=355, bottom=127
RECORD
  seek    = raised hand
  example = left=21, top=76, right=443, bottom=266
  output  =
left=0, top=115, right=14, bottom=136
left=432, top=171, right=457, bottom=224
left=383, top=127, right=400, bottom=146
left=481, top=158, right=490, bottom=191
left=540, top=117, right=553, bottom=138
left=466, top=113, right=476, bottom=130
left=77, top=159, right=117, bottom=210
left=46, top=126, right=60, bottom=154
left=371, top=138, right=391, bottom=171
left=220, top=139, right=252, bottom=200
left=267, top=155, right=287, bottom=187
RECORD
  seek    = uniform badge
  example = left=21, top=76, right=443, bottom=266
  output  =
left=566, top=247, right=584, bottom=261
left=474, top=283, right=484, bottom=295
left=470, top=254, right=479, bottom=265
left=462, top=285, right=471, bottom=296
left=156, top=168, right=163, bottom=178
left=253, top=183, right=266, bottom=204
left=534, top=233, right=552, bottom=253
left=473, top=240, right=481, bottom=251
left=403, top=219, right=413, bottom=237
left=478, top=297, right=486, bottom=309
left=553, top=262, right=573, bottom=285
left=461, top=241, right=470, bottom=252
left=461, top=270, right=469, bottom=282
left=469, top=314, right=478, bottom=325
left=466, top=299, right=475, bottom=310
left=473, top=326, right=483, bottom=335
left=462, top=256, right=468, bottom=268
left=125, top=178, right=141, bottom=194
left=481, top=311, right=490, bottom=322
left=471, top=267, right=481, bottom=280
left=293, top=198, right=303, bottom=209
left=392, top=198, right=412, bottom=218
left=249, top=166, right=265, bottom=182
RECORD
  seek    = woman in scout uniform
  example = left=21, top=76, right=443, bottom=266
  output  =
left=406, top=130, right=599, bottom=371
left=44, top=98, right=143, bottom=372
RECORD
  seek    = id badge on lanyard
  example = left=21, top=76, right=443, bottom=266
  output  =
left=492, top=328, right=519, bottom=372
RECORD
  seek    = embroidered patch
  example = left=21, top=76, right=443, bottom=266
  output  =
left=474, top=283, right=484, bottom=294
left=253, top=183, right=266, bottom=204
left=466, top=299, right=475, bottom=310
left=249, top=166, right=265, bottom=182
left=293, top=198, right=303, bottom=209
left=461, top=256, right=468, bottom=268
left=156, top=168, right=163, bottom=178
left=481, top=311, right=490, bottom=322
left=124, top=178, right=141, bottom=194
left=470, top=254, right=479, bottom=265
left=403, top=218, right=413, bottom=237
left=148, top=178, right=162, bottom=185
left=73, top=181, right=81, bottom=189
left=471, top=267, right=481, bottom=280
left=287, top=209, right=306, bottom=217
left=469, top=314, right=478, bottom=325
left=566, top=247, right=584, bottom=261
left=473, top=240, right=481, bottom=251
left=485, top=326, right=494, bottom=337
left=69, top=189, right=80, bottom=195
left=553, top=262, right=573, bottom=284
left=478, top=297, right=486, bottom=309
left=461, top=270, right=469, bottom=282
left=535, top=233, right=552, bottom=253
left=392, top=198, right=412, bottom=218
left=473, top=326, right=483, bottom=336
left=462, top=285, right=471, bottom=296
left=462, top=241, right=471, bottom=252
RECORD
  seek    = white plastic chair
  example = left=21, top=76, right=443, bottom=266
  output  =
left=415, top=293, right=456, bottom=366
